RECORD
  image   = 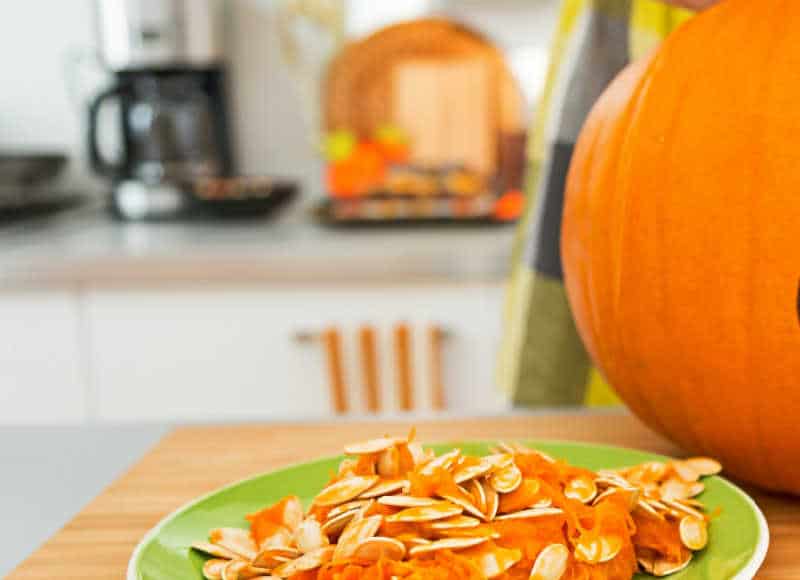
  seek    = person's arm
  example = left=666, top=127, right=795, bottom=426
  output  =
left=661, top=0, right=720, bottom=9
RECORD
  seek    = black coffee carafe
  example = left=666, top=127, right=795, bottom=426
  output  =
left=89, top=0, right=234, bottom=220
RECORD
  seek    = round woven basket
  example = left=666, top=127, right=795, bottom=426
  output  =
left=323, top=18, right=524, bottom=175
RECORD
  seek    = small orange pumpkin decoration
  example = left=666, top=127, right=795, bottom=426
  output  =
left=562, top=0, right=800, bottom=494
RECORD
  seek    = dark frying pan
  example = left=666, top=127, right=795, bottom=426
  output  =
left=0, top=154, right=67, bottom=187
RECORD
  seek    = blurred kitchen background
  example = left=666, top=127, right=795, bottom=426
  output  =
left=0, top=0, right=561, bottom=427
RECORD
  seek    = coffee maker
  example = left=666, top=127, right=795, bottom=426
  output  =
left=89, top=0, right=235, bottom=220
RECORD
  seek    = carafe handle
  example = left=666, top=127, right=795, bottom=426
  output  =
left=87, top=83, right=127, bottom=178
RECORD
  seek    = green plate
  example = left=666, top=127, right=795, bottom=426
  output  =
left=128, top=440, right=768, bottom=580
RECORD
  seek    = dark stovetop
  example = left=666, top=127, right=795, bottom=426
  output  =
left=0, top=188, right=86, bottom=226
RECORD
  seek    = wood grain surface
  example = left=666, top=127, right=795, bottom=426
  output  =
left=9, top=412, right=800, bottom=579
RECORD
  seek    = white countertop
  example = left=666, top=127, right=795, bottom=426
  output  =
left=0, top=201, right=516, bottom=289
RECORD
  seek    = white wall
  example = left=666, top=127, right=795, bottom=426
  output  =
left=0, top=0, right=558, bottom=196
left=0, top=1, right=98, bottom=188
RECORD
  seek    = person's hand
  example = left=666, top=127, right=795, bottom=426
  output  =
left=661, top=0, right=720, bottom=9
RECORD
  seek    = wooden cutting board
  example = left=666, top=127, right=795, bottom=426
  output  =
left=324, top=18, right=524, bottom=176
left=393, top=58, right=495, bottom=174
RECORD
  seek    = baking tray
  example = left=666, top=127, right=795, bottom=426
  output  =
left=313, top=197, right=516, bottom=228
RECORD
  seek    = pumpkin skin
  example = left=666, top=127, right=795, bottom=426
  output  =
left=561, top=0, right=800, bottom=494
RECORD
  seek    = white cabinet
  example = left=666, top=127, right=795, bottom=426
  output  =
left=0, top=292, right=86, bottom=424
left=86, top=285, right=509, bottom=422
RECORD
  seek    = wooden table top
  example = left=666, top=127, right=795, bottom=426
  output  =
left=9, top=412, right=799, bottom=579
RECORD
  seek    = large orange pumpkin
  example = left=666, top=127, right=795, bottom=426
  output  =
left=561, top=0, right=800, bottom=494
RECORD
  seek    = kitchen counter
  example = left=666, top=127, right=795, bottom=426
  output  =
left=0, top=201, right=515, bottom=289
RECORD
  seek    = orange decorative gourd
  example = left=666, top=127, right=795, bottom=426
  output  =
left=561, top=0, right=800, bottom=494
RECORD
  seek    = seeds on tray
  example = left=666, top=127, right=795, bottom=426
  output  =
left=192, top=430, right=720, bottom=579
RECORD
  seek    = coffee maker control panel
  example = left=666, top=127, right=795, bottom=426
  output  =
left=97, top=0, right=224, bottom=71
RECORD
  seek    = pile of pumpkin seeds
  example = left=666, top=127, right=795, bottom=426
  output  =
left=192, top=435, right=720, bottom=579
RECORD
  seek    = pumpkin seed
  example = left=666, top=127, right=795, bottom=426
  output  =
left=344, top=437, right=405, bottom=456
left=595, top=474, right=636, bottom=491
left=663, top=498, right=704, bottom=520
left=482, top=479, right=499, bottom=520
left=438, top=489, right=487, bottom=520
left=293, top=518, right=327, bottom=553
left=466, top=478, right=487, bottom=513
left=485, top=453, right=515, bottom=470
left=221, top=561, right=247, bottom=580
left=314, top=475, right=379, bottom=507
left=203, top=559, right=230, bottom=580
left=420, top=448, right=461, bottom=475
left=564, top=475, right=597, bottom=504
left=359, top=478, right=408, bottom=499
left=252, top=546, right=300, bottom=568
left=209, top=528, right=258, bottom=561
left=272, top=546, right=334, bottom=577
left=678, top=497, right=705, bottom=509
left=337, top=458, right=358, bottom=477
left=679, top=515, right=709, bottom=550
left=470, top=544, right=522, bottom=579
left=377, top=447, right=401, bottom=478
left=191, top=541, right=240, bottom=560
left=652, top=553, right=693, bottom=577
left=490, top=463, right=523, bottom=494
left=495, top=507, right=564, bottom=521
left=395, top=534, right=431, bottom=548
left=591, top=488, right=619, bottom=506
left=385, top=501, right=463, bottom=523
left=321, top=509, right=358, bottom=537
left=636, top=498, right=665, bottom=520
left=278, top=497, right=304, bottom=533
left=352, top=536, right=406, bottom=561
left=637, top=553, right=656, bottom=574
left=529, top=544, right=569, bottom=580
left=659, top=478, right=692, bottom=501
left=407, top=441, right=427, bottom=465
left=428, top=515, right=481, bottom=530
left=687, top=481, right=705, bottom=498
left=333, top=515, right=382, bottom=561
left=328, top=499, right=370, bottom=519
left=573, top=536, right=620, bottom=565
left=685, top=457, right=722, bottom=477
left=454, top=458, right=494, bottom=484
left=257, top=526, right=293, bottom=551
left=408, top=536, right=488, bottom=556
left=377, top=495, right=438, bottom=508
left=672, top=461, right=701, bottom=483
left=221, top=561, right=272, bottom=580
left=598, top=536, right=623, bottom=563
